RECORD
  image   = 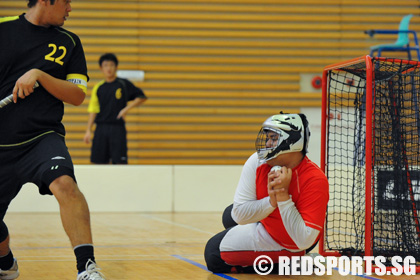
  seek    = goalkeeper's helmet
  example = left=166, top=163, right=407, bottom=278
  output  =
left=256, top=113, right=310, bottom=161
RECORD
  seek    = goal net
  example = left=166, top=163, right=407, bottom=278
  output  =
left=320, top=56, right=420, bottom=268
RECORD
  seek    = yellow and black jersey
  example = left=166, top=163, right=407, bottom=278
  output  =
left=0, top=14, right=89, bottom=147
left=88, top=78, right=147, bottom=124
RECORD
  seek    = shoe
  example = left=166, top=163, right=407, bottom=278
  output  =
left=77, top=260, right=105, bottom=280
left=0, top=258, right=19, bottom=280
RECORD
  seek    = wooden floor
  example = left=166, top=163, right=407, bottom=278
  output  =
left=4, top=212, right=420, bottom=280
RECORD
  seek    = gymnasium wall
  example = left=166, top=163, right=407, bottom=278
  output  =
left=1, top=1, right=419, bottom=212
left=2, top=1, right=419, bottom=165
left=8, top=108, right=320, bottom=213
left=8, top=165, right=243, bottom=212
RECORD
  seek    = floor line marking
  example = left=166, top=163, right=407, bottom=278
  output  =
left=172, top=254, right=238, bottom=280
left=333, top=267, right=381, bottom=280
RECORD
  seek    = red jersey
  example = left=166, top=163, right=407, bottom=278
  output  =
left=255, top=156, right=329, bottom=250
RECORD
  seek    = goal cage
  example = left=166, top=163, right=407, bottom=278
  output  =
left=320, top=55, right=420, bottom=272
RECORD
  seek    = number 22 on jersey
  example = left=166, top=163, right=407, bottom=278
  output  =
left=45, top=44, right=67, bottom=66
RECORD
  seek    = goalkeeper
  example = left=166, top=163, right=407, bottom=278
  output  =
left=204, top=112, right=329, bottom=273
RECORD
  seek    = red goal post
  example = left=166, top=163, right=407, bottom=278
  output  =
left=319, top=55, right=420, bottom=273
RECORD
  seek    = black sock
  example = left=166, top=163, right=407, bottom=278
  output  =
left=74, top=244, right=95, bottom=273
left=0, top=251, right=14, bottom=270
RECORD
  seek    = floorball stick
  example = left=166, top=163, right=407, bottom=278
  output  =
left=0, top=81, right=39, bottom=109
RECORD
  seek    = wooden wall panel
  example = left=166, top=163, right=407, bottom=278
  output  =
left=1, top=1, right=419, bottom=164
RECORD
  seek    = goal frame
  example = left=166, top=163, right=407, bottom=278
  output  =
left=319, top=55, right=420, bottom=273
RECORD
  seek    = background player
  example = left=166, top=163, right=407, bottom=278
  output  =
left=0, top=0, right=105, bottom=279
left=84, top=53, right=147, bottom=164
left=204, top=112, right=329, bottom=273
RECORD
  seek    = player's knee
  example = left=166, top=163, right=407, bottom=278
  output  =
left=222, top=204, right=237, bottom=229
left=205, top=255, right=224, bottom=273
left=50, top=175, right=81, bottom=200
left=204, top=232, right=232, bottom=273
left=205, top=251, right=232, bottom=273
left=204, top=238, right=222, bottom=272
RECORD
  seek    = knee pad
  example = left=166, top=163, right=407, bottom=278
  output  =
left=204, top=229, right=233, bottom=273
left=222, top=204, right=237, bottom=229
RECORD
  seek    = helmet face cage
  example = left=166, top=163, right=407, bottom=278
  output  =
left=256, top=127, right=288, bottom=161
left=255, top=114, right=308, bottom=161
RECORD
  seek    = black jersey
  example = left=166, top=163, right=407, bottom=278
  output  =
left=88, top=78, right=147, bottom=125
left=0, top=14, right=88, bottom=147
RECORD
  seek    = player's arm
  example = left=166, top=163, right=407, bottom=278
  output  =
left=232, top=153, right=276, bottom=225
left=278, top=178, right=329, bottom=250
left=277, top=199, right=320, bottom=250
left=13, top=69, right=86, bottom=106
left=84, top=85, right=100, bottom=144
left=117, top=97, right=147, bottom=120
left=84, top=113, right=97, bottom=144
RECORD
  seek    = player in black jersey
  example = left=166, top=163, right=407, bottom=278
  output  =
left=84, top=53, right=147, bottom=164
left=0, top=1, right=105, bottom=279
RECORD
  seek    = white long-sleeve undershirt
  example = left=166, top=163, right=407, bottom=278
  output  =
left=231, top=152, right=319, bottom=250
left=277, top=198, right=320, bottom=249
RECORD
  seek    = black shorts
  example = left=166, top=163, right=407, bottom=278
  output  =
left=91, top=123, right=127, bottom=164
left=0, top=132, right=75, bottom=220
